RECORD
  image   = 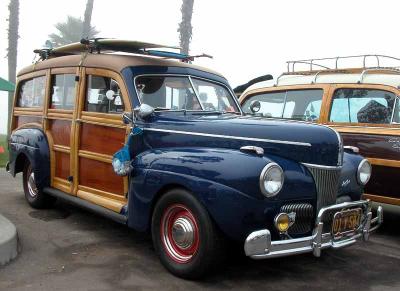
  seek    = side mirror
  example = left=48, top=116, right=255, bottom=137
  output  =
left=249, top=100, right=261, bottom=113
left=122, top=112, right=133, bottom=124
left=134, top=103, right=155, bottom=119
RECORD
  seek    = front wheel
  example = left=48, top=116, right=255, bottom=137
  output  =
left=23, top=162, right=56, bottom=209
left=151, top=189, right=225, bottom=279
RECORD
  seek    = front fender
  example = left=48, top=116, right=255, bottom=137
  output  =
left=9, top=128, right=50, bottom=190
left=128, top=147, right=316, bottom=241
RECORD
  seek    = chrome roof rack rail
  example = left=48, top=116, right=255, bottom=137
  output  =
left=358, top=67, right=400, bottom=83
left=286, top=54, right=400, bottom=73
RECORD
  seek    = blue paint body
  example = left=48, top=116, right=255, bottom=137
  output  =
left=7, top=64, right=366, bottom=243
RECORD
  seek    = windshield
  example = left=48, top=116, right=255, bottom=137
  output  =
left=135, top=75, right=240, bottom=113
left=242, top=89, right=324, bottom=122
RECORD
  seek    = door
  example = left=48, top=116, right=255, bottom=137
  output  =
left=45, top=68, right=79, bottom=194
left=326, top=84, right=400, bottom=205
left=72, top=68, right=131, bottom=212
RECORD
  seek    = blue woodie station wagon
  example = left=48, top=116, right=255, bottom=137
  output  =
left=7, top=39, right=382, bottom=279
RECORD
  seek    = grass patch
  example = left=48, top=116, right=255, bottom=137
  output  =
left=0, top=134, right=8, bottom=168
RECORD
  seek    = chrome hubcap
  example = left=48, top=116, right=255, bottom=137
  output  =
left=160, top=204, right=200, bottom=264
left=27, top=171, right=38, bottom=198
left=171, top=217, right=195, bottom=249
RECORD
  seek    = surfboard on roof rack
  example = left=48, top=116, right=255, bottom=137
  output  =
left=33, top=38, right=212, bottom=62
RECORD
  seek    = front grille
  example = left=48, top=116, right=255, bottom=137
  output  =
left=281, top=203, right=314, bottom=234
left=304, top=164, right=341, bottom=211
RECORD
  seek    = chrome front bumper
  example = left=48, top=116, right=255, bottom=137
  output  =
left=244, top=200, right=383, bottom=259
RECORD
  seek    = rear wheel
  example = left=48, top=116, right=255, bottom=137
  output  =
left=151, top=189, right=225, bottom=279
left=23, top=162, right=56, bottom=209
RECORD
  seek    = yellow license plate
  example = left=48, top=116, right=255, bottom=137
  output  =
left=332, top=208, right=362, bottom=239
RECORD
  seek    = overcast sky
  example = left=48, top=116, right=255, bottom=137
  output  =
left=1, top=0, right=400, bottom=133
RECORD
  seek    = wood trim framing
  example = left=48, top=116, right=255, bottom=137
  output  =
left=78, top=150, right=113, bottom=163
left=367, top=157, right=400, bottom=168
left=77, top=187, right=125, bottom=213
left=330, top=125, right=400, bottom=136
left=363, top=193, right=400, bottom=206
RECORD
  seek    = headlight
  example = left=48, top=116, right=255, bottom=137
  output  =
left=357, top=159, right=372, bottom=185
left=259, top=163, right=284, bottom=197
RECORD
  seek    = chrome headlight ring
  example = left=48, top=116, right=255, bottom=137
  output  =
left=259, top=163, right=284, bottom=197
left=357, top=159, right=372, bottom=186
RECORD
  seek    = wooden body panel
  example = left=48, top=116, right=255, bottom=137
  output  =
left=79, top=157, right=124, bottom=195
left=49, top=120, right=72, bottom=147
left=80, top=123, right=125, bottom=156
left=54, top=151, right=70, bottom=180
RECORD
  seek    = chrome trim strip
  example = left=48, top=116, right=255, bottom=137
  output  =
left=143, top=127, right=312, bottom=147
left=302, top=162, right=341, bottom=170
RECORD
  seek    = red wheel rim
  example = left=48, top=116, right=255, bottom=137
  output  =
left=160, top=204, right=200, bottom=264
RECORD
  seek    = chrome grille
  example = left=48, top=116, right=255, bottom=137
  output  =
left=304, top=164, right=341, bottom=211
left=281, top=203, right=314, bottom=234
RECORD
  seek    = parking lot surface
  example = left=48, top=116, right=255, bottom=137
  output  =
left=0, top=169, right=399, bottom=291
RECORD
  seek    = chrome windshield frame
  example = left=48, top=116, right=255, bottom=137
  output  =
left=133, top=73, right=243, bottom=115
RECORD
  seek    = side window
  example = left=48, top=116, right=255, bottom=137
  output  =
left=330, top=88, right=396, bottom=124
left=85, top=75, right=125, bottom=113
left=242, top=89, right=323, bottom=121
left=17, top=76, right=46, bottom=108
left=50, top=74, right=76, bottom=110
left=242, top=91, right=286, bottom=118
left=284, top=90, right=323, bottom=121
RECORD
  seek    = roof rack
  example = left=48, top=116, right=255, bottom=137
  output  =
left=286, top=54, right=400, bottom=73
left=33, top=38, right=213, bottom=63
left=274, top=55, right=400, bottom=86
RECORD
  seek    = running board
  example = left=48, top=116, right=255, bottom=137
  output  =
left=43, top=187, right=128, bottom=225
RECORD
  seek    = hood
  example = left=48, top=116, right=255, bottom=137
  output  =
left=141, top=113, right=342, bottom=167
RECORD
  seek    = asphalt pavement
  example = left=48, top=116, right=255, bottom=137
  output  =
left=0, top=169, right=399, bottom=291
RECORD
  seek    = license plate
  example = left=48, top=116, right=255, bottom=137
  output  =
left=332, top=208, right=362, bottom=239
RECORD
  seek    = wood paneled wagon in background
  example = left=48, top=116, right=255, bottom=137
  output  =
left=239, top=55, right=400, bottom=208
left=6, top=42, right=382, bottom=278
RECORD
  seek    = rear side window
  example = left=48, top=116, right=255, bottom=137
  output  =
left=17, top=76, right=46, bottom=108
left=85, top=75, right=125, bottom=113
left=329, top=89, right=396, bottom=124
left=50, top=74, right=76, bottom=110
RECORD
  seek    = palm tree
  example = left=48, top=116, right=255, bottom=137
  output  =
left=7, top=0, right=19, bottom=137
left=82, top=0, right=94, bottom=39
left=49, top=16, right=99, bottom=47
left=178, top=0, right=194, bottom=55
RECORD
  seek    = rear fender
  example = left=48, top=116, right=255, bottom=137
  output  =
left=9, top=128, right=50, bottom=190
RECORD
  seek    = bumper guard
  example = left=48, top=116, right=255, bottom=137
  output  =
left=244, top=200, right=383, bottom=259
